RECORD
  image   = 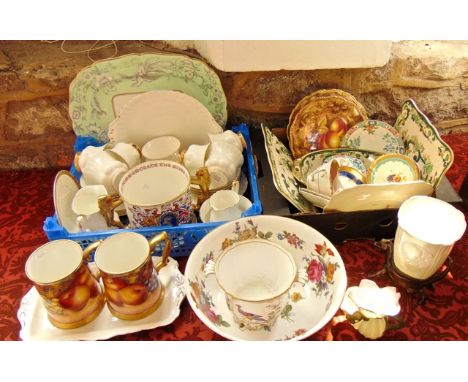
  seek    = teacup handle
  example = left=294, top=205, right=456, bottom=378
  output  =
left=98, top=194, right=125, bottom=228
left=294, top=269, right=309, bottom=286
left=130, top=143, right=143, bottom=162
left=148, top=232, right=172, bottom=273
left=83, top=240, right=103, bottom=280
left=204, top=260, right=216, bottom=277
left=191, top=167, right=211, bottom=208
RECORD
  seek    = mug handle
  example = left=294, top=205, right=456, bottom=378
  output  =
left=98, top=194, right=125, bottom=228
left=191, top=167, right=211, bottom=208
left=148, top=232, right=172, bottom=273
left=83, top=240, right=103, bottom=280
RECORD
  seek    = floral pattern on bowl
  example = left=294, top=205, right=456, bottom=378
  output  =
left=394, top=99, right=454, bottom=188
left=69, top=53, right=227, bottom=142
left=261, top=124, right=313, bottom=212
left=342, top=120, right=405, bottom=155
left=292, top=148, right=378, bottom=185
left=185, top=215, right=347, bottom=340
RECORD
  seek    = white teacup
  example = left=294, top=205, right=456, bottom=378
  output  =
left=78, top=150, right=129, bottom=195
left=74, top=144, right=111, bottom=173
left=106, top=142, right=142, bottom=169
left=142, top=136, right=181, bottom=163
left=208, top=130, right=245, bottom=152
left=72, top=185, right=111, bottom=232
left=205, top=141, right=244, bottom=187
left=393, top=196, right=466, bottom=280
left=332, top=166, right=366, bottom=194
left=208, top=190, right=243, bottom=222
left=306, top=160, right=336, bottom=197
left=183, top=143, right=210, bottom=177
left=205, top=239, right=306, bottom=330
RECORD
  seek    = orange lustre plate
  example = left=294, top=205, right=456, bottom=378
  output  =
left=287, top=90, right=367, bottom=159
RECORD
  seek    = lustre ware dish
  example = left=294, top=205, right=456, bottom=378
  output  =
left=108, top=90, right=223, bottom=149
left=185, top=215, right=347, bottom=340
left=69, top=53, right=227, bottom=142
left=262, top=125, right=313, bottom=213
left=342, top=120, right=404, bottom=155
left=394, top=99, right=454, bottom=188
left=287, top=90, right=367, bottom=158
left=367, top=153, right=420, bottom=184
left=18, top=257, right=185, bottom=341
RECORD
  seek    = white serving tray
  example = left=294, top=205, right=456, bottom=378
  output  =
left=17, top=257, right=185, bottom=341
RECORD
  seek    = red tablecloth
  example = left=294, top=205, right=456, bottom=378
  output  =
left=0, top=133, right=466, bottom=341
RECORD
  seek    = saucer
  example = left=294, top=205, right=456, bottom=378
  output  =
left=299, top=188, right=330, bottom=209
left=18, top=257, right=185, bottom=341
left=185, top=215, right=347, bottom=340
left=199, top=195, right=253, bottom=223
left=53, top=170, right=80, bottom=233
left=367, top=153, right=420, bottom=184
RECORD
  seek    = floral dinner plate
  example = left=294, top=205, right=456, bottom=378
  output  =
left=342, top=120, right=404, bottom=154
left=18, top=257, right=185, bottom=341
left=185, top=215, right=347, bottom=341
left=69, top=53, right=227, bottom=142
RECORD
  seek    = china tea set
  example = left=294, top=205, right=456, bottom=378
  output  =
left=56, top=126, right=250, bottom=233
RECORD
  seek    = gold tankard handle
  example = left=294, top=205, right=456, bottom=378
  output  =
left=98, top=194, right=125, bottom=228
left=148, top=232, right=172, bottom=273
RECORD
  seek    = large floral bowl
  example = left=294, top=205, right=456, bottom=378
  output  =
left=185, top=215, right=347, bottom=340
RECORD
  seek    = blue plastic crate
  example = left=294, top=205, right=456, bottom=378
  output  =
left=43, top=124, right=262, bottom=259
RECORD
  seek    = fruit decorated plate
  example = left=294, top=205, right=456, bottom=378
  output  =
left=323, top=180, right=433, bottom=213
left=287, top=89, right=367, bottom=158
left=184, top=215, right=347, bottom=340
left=69, top=53, right=227, bottom=142
left=17, top=257, right=185, bottom=341
left=367, top=153, right=420, bottom=184
left=53, top=170, right=80, bottom=233
left=292, top=148, right=378, bottom=185
left=341, top=120, right=404, bottom=155
left=108, top=90, right=223, bottom=149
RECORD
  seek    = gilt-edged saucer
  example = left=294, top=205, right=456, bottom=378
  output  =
left=18, top=257, right=185, bottom=341
left=53, top=170, right=80, bottom=233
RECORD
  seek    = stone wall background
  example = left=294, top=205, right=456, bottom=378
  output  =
left=0, top=40, right=466, bottom=169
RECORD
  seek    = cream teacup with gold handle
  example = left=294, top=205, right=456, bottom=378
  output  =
left=204, top=239, right=307, bottom=330
left=142, top=136, right=181, bottom=163
left=92, top=231, right=172, bottom=320
left=25, top=240, right=105, bottom=329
